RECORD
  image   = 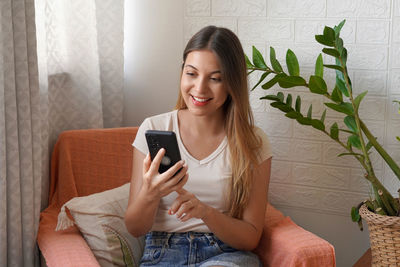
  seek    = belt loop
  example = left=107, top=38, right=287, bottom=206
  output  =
left=164, top=232, right=173, bottom=248
left=204, top=233, right=215, bottom=245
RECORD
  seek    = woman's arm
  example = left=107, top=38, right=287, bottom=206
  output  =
left=124, top=148, right=188, bottom=237
left=169, top=157, right=271, bottom=250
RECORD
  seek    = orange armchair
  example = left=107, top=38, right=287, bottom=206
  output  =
left=37, top=127, right=336, bottom=267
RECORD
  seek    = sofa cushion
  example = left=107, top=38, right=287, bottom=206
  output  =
left=55, top=183, right=144, bottom=267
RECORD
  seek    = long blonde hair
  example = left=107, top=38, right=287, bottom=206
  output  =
left=175, top=26, right=262, bottom=218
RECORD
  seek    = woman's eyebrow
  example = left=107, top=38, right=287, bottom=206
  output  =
left=184, top=64, right=221, bottom=74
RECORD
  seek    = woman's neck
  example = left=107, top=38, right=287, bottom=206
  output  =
left=178, top=109, right=225, bottom=137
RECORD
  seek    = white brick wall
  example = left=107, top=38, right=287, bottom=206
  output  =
left=184, top=0, right=400, bottom=242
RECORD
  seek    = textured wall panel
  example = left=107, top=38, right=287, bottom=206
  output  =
left=185, top=0, right=210, bottom=16
left=184, top=17, right=237, bottom=40
left=212, top=0, right=266, bottom=16
left=356, top=20, right=390, bottom=44
left=267, top=0, right=326, bottom=18
left=184, top=0, right=400, bottom=217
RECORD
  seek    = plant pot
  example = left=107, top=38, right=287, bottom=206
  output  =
left=359, top=204, right=400, bottom=266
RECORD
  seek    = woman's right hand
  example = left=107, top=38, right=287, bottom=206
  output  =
left=141, top=148, right=188, bottom=198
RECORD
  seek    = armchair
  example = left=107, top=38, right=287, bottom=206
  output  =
left=37, top=127, right=336, bottom=267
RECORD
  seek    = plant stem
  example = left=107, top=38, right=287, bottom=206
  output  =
left=247, top=66, right=278, bottom=74
left=337, top=54, right=399, bottom=215
left=360, top=120, right=400, bottom=182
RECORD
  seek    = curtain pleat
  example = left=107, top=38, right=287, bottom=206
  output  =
left=0, top=0, right=124, bottom=266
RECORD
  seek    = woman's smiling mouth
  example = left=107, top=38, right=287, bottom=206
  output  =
left=191, top=95, right=212, bottom=106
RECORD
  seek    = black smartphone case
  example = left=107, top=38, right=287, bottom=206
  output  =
left=145, top=130, right=182, bottom=173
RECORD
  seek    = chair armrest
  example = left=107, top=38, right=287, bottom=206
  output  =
left=37, top=208, right=100, bottom=267
left=254, top=208, right=336, bottom=267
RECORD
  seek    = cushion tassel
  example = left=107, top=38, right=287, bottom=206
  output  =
left=55, top=205, right=74, bottom=231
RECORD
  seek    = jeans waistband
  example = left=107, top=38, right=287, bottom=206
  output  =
left=145, top=231, right=217, bottom=245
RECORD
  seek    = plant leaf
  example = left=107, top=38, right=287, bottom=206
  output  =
left=334, top=20, right=346, bottom=37
left=315, top=54, right=324, bottom=78
left=286, top=94, right=293, bottom=107
left=309, top=75, right=328, bottom=95
left=271, top=101, right=292, bottom=112
left=260, top=94, right=281, bottom=101
left=354, top=91, right=368, bottom=111
left=325, top=102, right=354, bottom=115
left=285, top=111, right=301, bottom=119
left=252, top=46, right=267, bottom=69
left=321, top=109, right=327, bottom=123
left=311, top=119, right=325, bottom=131
left=351, top=206, right=361, bottom=222
left=331, top=86, right=343, bottom=103
left=296, top=116, right=312, bottom=126
left=323, top=26, right=336, bottom=43
left=277, top=76, right=307, bottom=88
left=335, top=58, right=345, bottom=81
left=286, top=49, right=300, bottom=76
left=342, top=48, right=348, bottom=66
left=324, top=64, right=344, bottom=72
left=245, top=54, right=254, bottom=68
left=261, top=73, right=286, bottom=90
left=277, top=92, right=284, bottom=102
left=270, top=47, right=283, bottom=72
left=315, top=35, right=334, bottom=47
left=295, top=96, right=301, bottom=112
left=349, top=135, right=362, bottom=149
left=307, top=104, right=313, bottom=119
left=251, top=72, right=270, bottom=91
left=336, top=77, right=350, bottom=97
left=322, top=48, right=340, bottom=58
left=330, top=122, right=339, bottom=140
left=344, top=116, right=358, bottom=133
left=336, top=38, right=344, bottom=54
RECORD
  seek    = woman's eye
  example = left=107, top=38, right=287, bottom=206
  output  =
left=211, top=77, right=221, bottom=82
left=186, top=72, right=195, bottom=76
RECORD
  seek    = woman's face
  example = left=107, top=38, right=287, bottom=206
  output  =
left=180, top=50, right=229, bottom=117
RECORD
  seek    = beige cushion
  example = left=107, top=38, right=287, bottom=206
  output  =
left=56, top=183, right=144, bottom=267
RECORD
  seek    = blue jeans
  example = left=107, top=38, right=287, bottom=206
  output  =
left=140, top=231, right=262, bottom=267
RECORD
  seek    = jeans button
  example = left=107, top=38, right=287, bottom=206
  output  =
left=189, top=233, right=194, bottom=239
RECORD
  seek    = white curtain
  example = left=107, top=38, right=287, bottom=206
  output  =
left=0, top=0, right=124, bottom=265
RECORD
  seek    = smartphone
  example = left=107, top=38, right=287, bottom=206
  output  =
left=145, top=130, right=182, bottom=173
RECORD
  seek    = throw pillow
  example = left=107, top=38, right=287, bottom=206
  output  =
left=55, top=183, right=144, bottom=267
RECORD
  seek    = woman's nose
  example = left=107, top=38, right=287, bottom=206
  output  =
left=194, top=77, right=207, bottom=93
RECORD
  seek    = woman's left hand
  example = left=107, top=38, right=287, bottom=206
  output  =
left=168, top=188, right=210, bottom=222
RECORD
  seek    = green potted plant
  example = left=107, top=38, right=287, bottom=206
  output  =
left=246, top=20, right=400, bottom=265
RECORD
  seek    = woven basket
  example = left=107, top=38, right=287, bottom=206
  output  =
left=359, top=204, right=400, bottom=266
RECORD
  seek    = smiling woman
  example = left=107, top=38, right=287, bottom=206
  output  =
left=124, top=26, right=272, bottom=266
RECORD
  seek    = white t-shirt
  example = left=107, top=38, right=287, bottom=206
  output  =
left=132, top=110, right=272, bottom=232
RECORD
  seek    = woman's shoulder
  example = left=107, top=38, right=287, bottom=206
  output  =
left=141, top=110, right=177, bottom=131
left=252, top=126, right=272, bottom=162
left=252, top=126, right=269, bottom=142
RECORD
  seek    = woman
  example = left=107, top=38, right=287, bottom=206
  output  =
left=125, top=26, right=272, bottom=267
